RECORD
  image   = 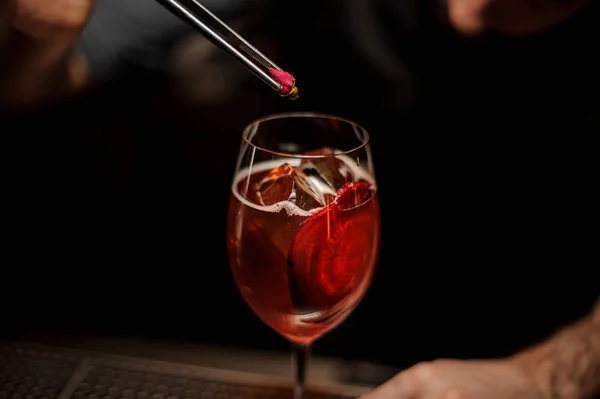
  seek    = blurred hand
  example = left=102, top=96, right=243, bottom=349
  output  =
left=447, top=0, right=591, bottom=36
left=0, top=0, right=94, bottom=110
left=360, top=359, right=548, bottom=399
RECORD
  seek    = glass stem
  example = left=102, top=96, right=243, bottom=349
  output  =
left=292, top=343, right=310, bottom=399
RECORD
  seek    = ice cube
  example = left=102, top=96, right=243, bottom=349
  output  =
left=292, top=169, right=337, bottom=211
left=254, top=163, right=295, bottom=206
left=255, top=163, right=336, bottom=210
left=299, top=147, right=352, bottom=191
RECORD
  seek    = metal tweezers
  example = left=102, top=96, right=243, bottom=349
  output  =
left=154, top=0, right=298, bottom=99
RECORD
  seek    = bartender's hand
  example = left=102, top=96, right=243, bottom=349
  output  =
left=447, top=0, right=591, bottom=36
left=0, top=0, right=94, bottom=110
left=359, top=359, right=547, bottom=399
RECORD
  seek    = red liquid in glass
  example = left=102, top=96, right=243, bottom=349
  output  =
left=226, top=158, right=380, bottom=344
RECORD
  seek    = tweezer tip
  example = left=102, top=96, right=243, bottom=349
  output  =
left=284, top=86, right=299, bottom=100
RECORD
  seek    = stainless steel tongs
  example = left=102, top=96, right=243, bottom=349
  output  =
left=153, top=0, right=299, bottom=99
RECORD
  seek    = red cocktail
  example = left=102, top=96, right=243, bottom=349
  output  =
left=226, top=113, right=380, bottom=398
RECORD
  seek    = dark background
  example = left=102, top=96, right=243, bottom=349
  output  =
left=2, top=0, right=599, bottom=373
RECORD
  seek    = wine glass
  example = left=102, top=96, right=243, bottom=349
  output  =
left=226, top=112, right=381, bottom=399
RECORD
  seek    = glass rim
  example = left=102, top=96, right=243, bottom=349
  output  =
left=241, top=112, right=370, bottom=159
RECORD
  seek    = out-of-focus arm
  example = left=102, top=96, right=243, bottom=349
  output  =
left=0, top=0, right=93, bottom=111
left=512, top=297, right=600, bottom=399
